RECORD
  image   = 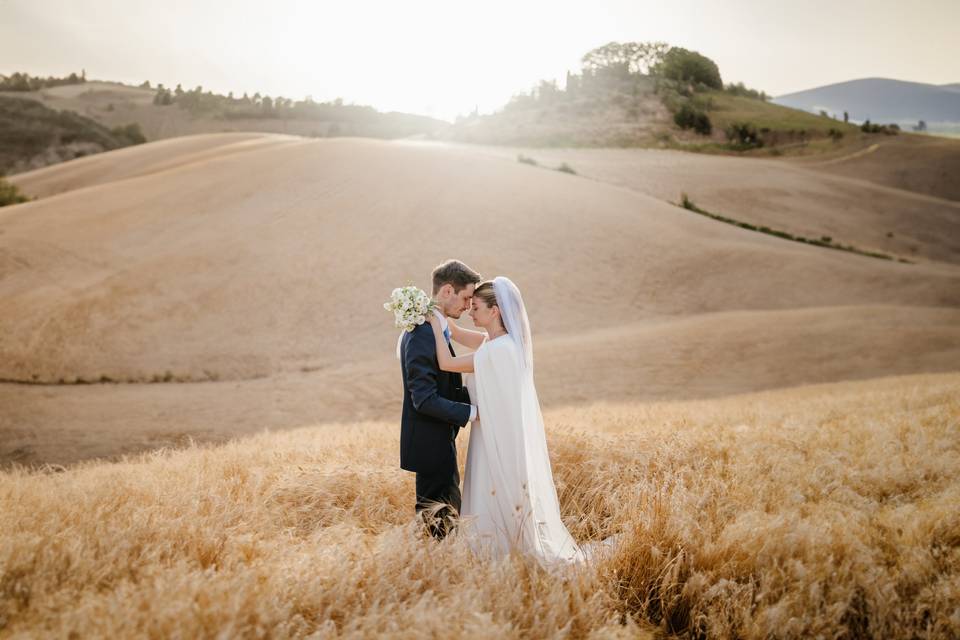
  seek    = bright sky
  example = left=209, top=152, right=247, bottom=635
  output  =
left=2, top=0, right=957, bottom=122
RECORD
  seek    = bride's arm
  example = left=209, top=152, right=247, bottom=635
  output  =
left=426, top=315, right=475, bottom=373
left=447, top=321, right=487, bottom=350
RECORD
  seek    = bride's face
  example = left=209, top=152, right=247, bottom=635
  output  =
left=468, top=297, right=500, bottom=329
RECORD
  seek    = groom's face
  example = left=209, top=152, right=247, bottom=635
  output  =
left=442, top=283, right=475, bottom=319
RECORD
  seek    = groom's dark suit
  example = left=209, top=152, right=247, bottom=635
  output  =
left=399, top=321, right=471, bottom=539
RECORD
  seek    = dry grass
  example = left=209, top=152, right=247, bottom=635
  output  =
left=2, top=372, right=958, bottom=638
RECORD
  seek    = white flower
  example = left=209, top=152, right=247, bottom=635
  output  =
left=385, top=284, right=438, bottom=333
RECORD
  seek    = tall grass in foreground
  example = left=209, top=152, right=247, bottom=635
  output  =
left=1, top=373, right=958, bottom=638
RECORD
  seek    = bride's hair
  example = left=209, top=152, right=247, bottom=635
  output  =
left=473, top=281, right=506, bottom=331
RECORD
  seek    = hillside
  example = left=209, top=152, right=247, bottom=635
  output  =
left=5, top=72, right=958, bottom=205
left=0, top=80, right=446, bottom=173
left=788, top=132, right=960, bottom=202
left=463, top=142, right=960, bottom=264
left=0, top=94, right=144, bottom=174
left=439, top=69, right=960, bottom=201
left=443, top=74, right=673, bottom=147
left=2, top=134, right=959, bottom=468
left=774, top=77, right=960, bottom=133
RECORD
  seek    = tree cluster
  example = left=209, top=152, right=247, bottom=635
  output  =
left=0, top=70, right=87, bottom=92
left=150, top=82, right=385, bottom=123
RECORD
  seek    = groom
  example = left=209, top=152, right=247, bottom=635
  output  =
left=399, top=259, right=481, bottom=539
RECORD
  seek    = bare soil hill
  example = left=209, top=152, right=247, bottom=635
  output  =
left=788, top=133, right=960, bottom=202
left=2, top=134, right=959, bottom=468
left=460, top=142, right=960, bottom=265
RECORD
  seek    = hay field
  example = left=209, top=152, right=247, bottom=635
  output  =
left=1, top=372, right=957, bottom=637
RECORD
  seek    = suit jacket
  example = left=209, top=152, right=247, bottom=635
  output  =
left=399, top=321, right=472, bottom=474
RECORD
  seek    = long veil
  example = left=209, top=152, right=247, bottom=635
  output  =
left=492, top=277, right=534, bottom=374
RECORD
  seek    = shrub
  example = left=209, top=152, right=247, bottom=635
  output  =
left=0, top=177, right=31, bottom=207
left=674, top=103, right=712, bottom=135
left=860, top=120, right=900, bottom=135
left=110, top=122, right=146, bottom=145
left=555, top=163, right=577, bottom=175
left=724, top=122, right=764, bottom=149
left=723, top=81, right=770, bottom=101
left=517, top=154, right=538, bottom=166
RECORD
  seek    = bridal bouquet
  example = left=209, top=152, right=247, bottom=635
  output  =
left=384, top=286, right=437, bottom=332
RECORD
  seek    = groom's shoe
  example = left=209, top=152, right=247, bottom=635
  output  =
left=416, top=502, right=458, bottom=540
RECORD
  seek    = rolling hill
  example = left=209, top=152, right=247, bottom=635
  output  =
left=0, top=80, right=446, bottom=174
left=2, top=133, right=959, bottom=467
left=0, top=94, right=144, bottom=175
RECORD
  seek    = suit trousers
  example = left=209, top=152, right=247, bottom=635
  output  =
left=414, top=466, right=461, bottom=540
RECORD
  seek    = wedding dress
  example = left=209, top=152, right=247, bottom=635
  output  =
left=459, top=277, right=589, bottom=566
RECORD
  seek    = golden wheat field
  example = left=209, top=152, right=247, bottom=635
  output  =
left=2, top=372, right=958, bottom=638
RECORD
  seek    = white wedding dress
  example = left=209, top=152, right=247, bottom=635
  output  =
left=458, top=277, right=588, bottom=567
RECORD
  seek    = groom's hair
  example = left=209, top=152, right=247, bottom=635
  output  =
left=431, top=259, right=481, bottom=295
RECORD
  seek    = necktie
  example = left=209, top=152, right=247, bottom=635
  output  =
left=443, top=326, right=451, bottom=344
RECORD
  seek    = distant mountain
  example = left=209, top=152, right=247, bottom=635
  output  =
left=773, top=78, right=960, bottom=128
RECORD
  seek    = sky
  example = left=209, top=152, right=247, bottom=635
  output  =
left=1, top=0, right=958, bottom=122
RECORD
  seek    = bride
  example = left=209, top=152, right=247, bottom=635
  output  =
left=425, top=276, right=587, bottom=565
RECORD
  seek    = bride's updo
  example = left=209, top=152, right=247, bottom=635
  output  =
left=473, top=280, right=506, bottom=331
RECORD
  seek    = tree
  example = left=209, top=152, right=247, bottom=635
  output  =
left=581, top=41, right=631, bottom=76
left=632, top=41, right=670, bottom=74
left=651, top=47, right=723, bottom=90
left=152, top=84, right=172, bottom=105
left=581, top=40, right=669, bottom=76
left=843, top=111, right=849, bottom=123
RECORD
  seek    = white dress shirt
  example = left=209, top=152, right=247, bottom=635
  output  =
left=433, top=309, right=478, bottom=422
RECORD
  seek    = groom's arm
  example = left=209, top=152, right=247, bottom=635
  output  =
left=405, top=327, right=472, bottom=426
